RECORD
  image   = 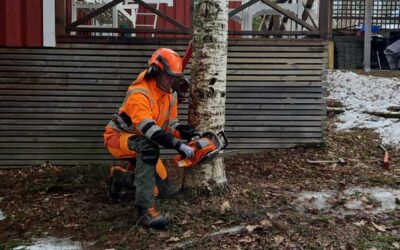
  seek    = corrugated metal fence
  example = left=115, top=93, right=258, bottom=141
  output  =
left=0, top=38, right=327, bottom=168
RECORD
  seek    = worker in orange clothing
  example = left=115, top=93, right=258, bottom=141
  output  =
left=104, top=48, right=198, bottom=229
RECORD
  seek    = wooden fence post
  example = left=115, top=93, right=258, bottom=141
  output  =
left=364, top=0, right=372, bottom=73
left=319, top=0, right=333, bottom=40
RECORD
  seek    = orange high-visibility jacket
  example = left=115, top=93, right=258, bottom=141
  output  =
left=104, top=70, right=182, bottom=160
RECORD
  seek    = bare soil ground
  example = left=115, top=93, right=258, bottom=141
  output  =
left=1, top=116, right=400, bottom=249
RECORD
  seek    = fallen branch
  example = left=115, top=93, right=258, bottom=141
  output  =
left=365, top=111, right=400, bottom=119
left=387, top=106, right=400, bottom=112
left=169, top=225, right=246, bottom=249
left=327, top=107, right=345, bottom=114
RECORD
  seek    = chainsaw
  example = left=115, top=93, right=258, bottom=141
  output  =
left=173, top=130, right=236, bottom=168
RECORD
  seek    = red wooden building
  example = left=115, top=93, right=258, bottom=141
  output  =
left=0, top=0, right=44, bottom=47
left=0, top=0, right=242, bottom=47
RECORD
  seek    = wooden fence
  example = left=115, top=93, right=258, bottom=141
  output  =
left=0, top=38, right=327, bottom=168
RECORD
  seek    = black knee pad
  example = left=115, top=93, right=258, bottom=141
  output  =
left=141, top=141, right=159, bottom=165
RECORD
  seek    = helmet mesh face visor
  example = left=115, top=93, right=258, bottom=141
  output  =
left=157, top=72, right=182, bottom=93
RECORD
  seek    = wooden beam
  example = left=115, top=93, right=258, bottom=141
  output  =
left=303, top=0, right=314, bottom=9
left=328, top=0, right=333, bottom=37
left=67, top=27, right=190, bottom=35
left=55, top=0, right=66, bottom=37
left=228, top=0, right=259, bottom=18
left=302, top=8, right=318, bottom=28
left=258, top=15, right=267, bottom=31
left=66, top=0, right=190, bottom=33
left=229, top=30, right=320, bottom=36
left=278, top=0, right=289, bottom=31
left=273, top=16, right=281, bottom=31
left=68, top=0, right=123, bottom=28
left=280, top=14, right=290, bottom=31
left=133, top=0, right=189, bottom=32
left=319, top=0, right=333, bottom=40
left=302, top=0, right=318, bottom=28
left=328, top=41, right=334, bottom=69
left=260, top=0, right=316, bottom=31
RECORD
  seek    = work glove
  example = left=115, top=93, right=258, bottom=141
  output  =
left=178, top=143, right=194, bottom=159
left=176, top=124, right=200, bottom=141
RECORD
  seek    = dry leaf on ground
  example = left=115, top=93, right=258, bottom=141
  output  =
left=246, top=225, right=259, bottom=233
left=274, top=235, right=284, bottom=245
left=260, top=220, right=272, bottom=226
left=220, top=200, right=231, bottom=214
left=239, top=236, right=254, bottom=243
left=371, top=221, right=386, bottom=232
left=166, top=237, right=180, bottom=243
left=353, top=220, right=366, bottom=227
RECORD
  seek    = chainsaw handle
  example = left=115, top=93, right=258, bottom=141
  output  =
left=217, top=131, right=229, bottom=149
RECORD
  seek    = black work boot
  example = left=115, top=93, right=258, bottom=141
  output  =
left=108, top=165, right=135, bottom=200
left=135, top=206, right=169, bottom=229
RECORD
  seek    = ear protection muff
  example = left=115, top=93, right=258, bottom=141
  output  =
left=146, top=55, right=165, bottom=78
left=147, top=63, right=160, bottom=78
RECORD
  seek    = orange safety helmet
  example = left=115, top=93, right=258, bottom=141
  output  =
left=147, top=48, right=184, bottom=77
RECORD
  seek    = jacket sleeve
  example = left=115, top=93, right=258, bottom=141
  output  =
left=168, top=97, right=182, bottom=139
left=123, top=92, right=181, bottom=149
left=168, top=98, right=197, bottom=140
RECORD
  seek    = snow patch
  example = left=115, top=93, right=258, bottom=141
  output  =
left=0, top=210, right=5, bottom=221
left=0, top=197, right=5, bottom=221
left=296, top=187, right=400, bottom=215
left=328, top=70, right=400, bottom=146
left=295, top=191, right=334, bottom=211
left=13, top=237, right=83, bottom=250
left=344, top=200, right=363, bottom=210
left=345, top=187, right=400, bottom=214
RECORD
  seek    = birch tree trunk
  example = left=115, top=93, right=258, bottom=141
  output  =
left=183, top=0, right=229, bottom=194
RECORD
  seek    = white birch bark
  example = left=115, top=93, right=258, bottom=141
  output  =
left=183, top=0, right=229, bottom=194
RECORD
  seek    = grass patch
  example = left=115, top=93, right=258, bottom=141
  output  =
left=354, top=234, right=400, bottom=249
left=332, top=198, right=346, bottom=209
left=97, top=235, right=109, bottom=245
left=368, top=177, right=400, bottom=187
left=364, top=195, right=381, bottom=207
left=311, top=216, right=331, bottom=225
left=0, top=239, right=26, bottom=250
left=248, top=190, right=265, bottom=202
